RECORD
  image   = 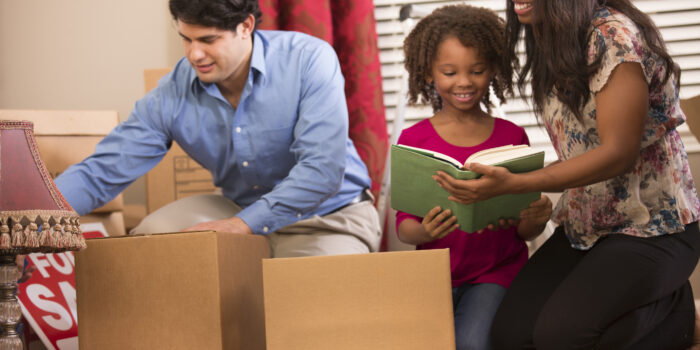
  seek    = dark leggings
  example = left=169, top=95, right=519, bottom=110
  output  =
left=491, top=223, right=700, bottom=350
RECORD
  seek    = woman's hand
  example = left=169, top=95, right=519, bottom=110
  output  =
left=476, top=195, right=553, bottom=238
left=433, top=162, right=517, bottom=204
left=517, top=195, right=553, bottom=241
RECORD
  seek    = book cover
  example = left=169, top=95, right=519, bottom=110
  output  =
left=390, top=144, right=545, bottom=233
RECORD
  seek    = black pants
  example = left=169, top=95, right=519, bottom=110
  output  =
left=491, top=223, right=700, bottom=350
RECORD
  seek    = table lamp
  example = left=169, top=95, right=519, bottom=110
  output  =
left=0, top=120, right=85, bottom=349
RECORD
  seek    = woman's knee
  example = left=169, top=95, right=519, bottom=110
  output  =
left=490, top=308, right=528, bottom=350
left=533, top=308, right=596, bottom=350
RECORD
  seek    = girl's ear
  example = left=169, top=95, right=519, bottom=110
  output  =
left=425, top=75, right=433, bottom=84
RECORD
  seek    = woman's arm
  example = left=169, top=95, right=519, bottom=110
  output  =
left=434, top=62, right=649, bottom=204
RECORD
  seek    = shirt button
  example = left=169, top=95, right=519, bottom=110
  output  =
left=253, top=185, right=260, bottom=190
left=297, top=213, right=302, bottom=218
left=242, top=161, right=249, bottom=167
left=263, top=226, right=269, bottom=233
left=235, top=127, right=242, bottom=133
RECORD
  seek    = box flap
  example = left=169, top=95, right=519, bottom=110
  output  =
left=76, top=231, right=224, bottom=349
left=263, top=249, right=455, bottom=350
left=216, top=233, right=269, bottom=350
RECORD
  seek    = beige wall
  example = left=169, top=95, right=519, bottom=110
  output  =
left=0, top=0, right=183, bottom=205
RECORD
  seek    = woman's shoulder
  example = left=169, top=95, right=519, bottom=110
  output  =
left=589, top=7, right=641, bottom=46
left=591, top=7, right=637, bottom=30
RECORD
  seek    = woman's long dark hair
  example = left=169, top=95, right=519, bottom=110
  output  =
left=503, top=0, right=680, bottom=120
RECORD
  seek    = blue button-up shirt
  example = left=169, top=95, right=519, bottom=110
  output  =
left=55, top=30, right=371, bottom=234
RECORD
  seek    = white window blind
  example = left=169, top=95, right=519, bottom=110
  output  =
left=374, top=0, right=700, bottom=159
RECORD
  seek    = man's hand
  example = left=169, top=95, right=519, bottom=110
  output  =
left=182, top=216, right=253, bottom=235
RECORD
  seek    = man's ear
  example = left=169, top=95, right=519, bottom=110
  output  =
left=238, top=14, right=256, bottom=39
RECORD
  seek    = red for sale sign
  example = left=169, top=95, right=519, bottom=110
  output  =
left=17, top=223, right=108, bottom=350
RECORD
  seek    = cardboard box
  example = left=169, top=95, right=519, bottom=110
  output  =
left=0, top=109, right=123, bottom=213
left=681, top=94, right=700, bottom=144
left=81, top=211, right=126, bottom=236
left=143, top=69, right=216, bottom=213
left=75, top=231, right=269, bottom=350
left=263, top=249, right=455, bottom=350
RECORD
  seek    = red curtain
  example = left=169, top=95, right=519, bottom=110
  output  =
left=258, top=0, right=389, bottom=203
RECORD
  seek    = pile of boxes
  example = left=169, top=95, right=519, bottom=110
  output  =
left=75, top=232, right=454, bottom=349
left=0, top=108, right=457, bottom=348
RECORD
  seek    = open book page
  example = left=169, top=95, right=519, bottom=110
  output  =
left=465, top=144, right=541, bottom=166
left=394, top=144, right=463, bottom=168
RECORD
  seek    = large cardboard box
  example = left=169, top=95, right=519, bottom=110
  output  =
left=263, top=249, right=455, bottom=350
left=0, top=109, right=123, bottom=213
left=75, top=231, right=269, bottom=350
left=143, top=69, right=217, bottom=213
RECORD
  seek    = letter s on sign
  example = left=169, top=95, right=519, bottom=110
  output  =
left=25, top=284, right=73, bottom=331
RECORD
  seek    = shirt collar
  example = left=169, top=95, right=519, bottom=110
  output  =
left=250, top=31, right=266, bottom=79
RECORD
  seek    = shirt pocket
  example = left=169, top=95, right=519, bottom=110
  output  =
left=250, top=125, right=296, bottom=179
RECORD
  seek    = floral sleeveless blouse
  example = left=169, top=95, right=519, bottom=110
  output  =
left=543, top=7, right=700, bottom=249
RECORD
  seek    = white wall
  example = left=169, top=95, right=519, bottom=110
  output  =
left=0, top=0, right=184, bottom=205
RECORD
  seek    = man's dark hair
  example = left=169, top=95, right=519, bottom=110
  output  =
left=169, top=0, right=262, bottom=31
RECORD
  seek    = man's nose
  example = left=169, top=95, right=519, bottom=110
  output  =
left=187, top=42, right=205, bottom=62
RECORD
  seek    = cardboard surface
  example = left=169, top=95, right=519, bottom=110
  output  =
left=263, top=249, right=455, bottom=350
left=681, top=95, right=700, bottom=143
left=81, top=211, right=126, bottom=236
left=75, top=231, right=269, bottom=350
left=143, top=69, right=217, bottom=213
left=0, top=109, right=123, bottom=213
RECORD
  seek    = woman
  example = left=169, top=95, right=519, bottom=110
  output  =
left=433, top=0, right=700, bottom=348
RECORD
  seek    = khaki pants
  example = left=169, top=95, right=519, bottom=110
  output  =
left=132, top=194, right=381, bottom=258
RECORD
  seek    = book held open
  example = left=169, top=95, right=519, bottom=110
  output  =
left=390, top=144, right=545, bottom=232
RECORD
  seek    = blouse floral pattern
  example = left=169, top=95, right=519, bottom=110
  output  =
left=543, top=7, right=700, bottom=249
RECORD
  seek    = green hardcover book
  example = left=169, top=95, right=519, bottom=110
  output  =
left=390, top=143, right=545, bottom=233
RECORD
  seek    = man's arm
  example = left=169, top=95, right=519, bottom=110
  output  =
left=55, top=90, right=173, bottom=215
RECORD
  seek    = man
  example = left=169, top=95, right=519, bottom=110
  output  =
left=54, top=0, right=381, bottom=257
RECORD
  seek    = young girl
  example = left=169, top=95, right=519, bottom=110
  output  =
left=396, top=5, right=552, bottom=350
left=433, top=1, right=700, bottom=349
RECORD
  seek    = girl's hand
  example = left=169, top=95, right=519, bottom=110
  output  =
left=433, top=163, right=516, bottom=204
left=517, top=195, right=553, bottom=241
left=421, top=206, right=459, bottom=240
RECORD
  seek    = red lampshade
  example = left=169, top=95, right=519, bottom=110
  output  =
left=0, top=120, right=85, bottom=254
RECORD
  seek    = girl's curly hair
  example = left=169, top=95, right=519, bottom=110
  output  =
left=403, top=5, right=516, bottom=113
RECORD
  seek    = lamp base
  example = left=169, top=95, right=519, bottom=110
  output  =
left=0, top=255, right=22, bottom=350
